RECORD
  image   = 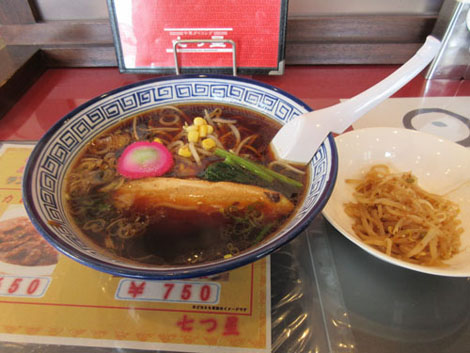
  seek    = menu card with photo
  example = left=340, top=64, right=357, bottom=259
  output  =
left=0, top=143, right=271, bottom=353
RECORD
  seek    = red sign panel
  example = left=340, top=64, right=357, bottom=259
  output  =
left=109, top=0, right=287, bottom=74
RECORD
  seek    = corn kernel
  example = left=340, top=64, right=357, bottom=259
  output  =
left=202, top=138, right=216, bottom=150
left=185, top=125, right=198, bottom=132
left=207, top=125, right=214, bottom=134
left=153, top=137, right=162, bottom=143
left=193, top=117, right=206, bottom=126
left=178, top=146, right=192, bottom=157
left=188, top=130, right=199, bottom=143
left=199, top=124, right=208, bottom=137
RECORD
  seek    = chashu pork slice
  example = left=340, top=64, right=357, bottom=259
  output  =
left=113, top=177, right=294, bottom=220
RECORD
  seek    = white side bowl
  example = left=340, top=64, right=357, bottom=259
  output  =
left=323, top=127, right=470, bottom=277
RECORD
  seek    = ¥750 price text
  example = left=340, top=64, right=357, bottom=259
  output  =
left=115, top=280, right=220, bottom=304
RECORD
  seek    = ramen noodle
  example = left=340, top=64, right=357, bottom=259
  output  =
left=344, top=164, right=463, bottom=266
left=64, top=103, right=307, bottom=266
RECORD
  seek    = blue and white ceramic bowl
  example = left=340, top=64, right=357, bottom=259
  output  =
left=23, top=75, right=338, bottom=279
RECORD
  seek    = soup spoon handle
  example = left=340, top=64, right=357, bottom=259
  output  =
left=270, top=35, right=442, bottom=165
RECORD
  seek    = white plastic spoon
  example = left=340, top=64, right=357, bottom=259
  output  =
left=270, top=36, right=442, bottom=165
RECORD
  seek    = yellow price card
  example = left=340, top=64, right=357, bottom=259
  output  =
left=0, top=143, right=271, bottom=352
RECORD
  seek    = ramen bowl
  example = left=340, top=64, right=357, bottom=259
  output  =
left=323, top=127, right=470, bottom=277
left=23, top=74, right=337, bottom=279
